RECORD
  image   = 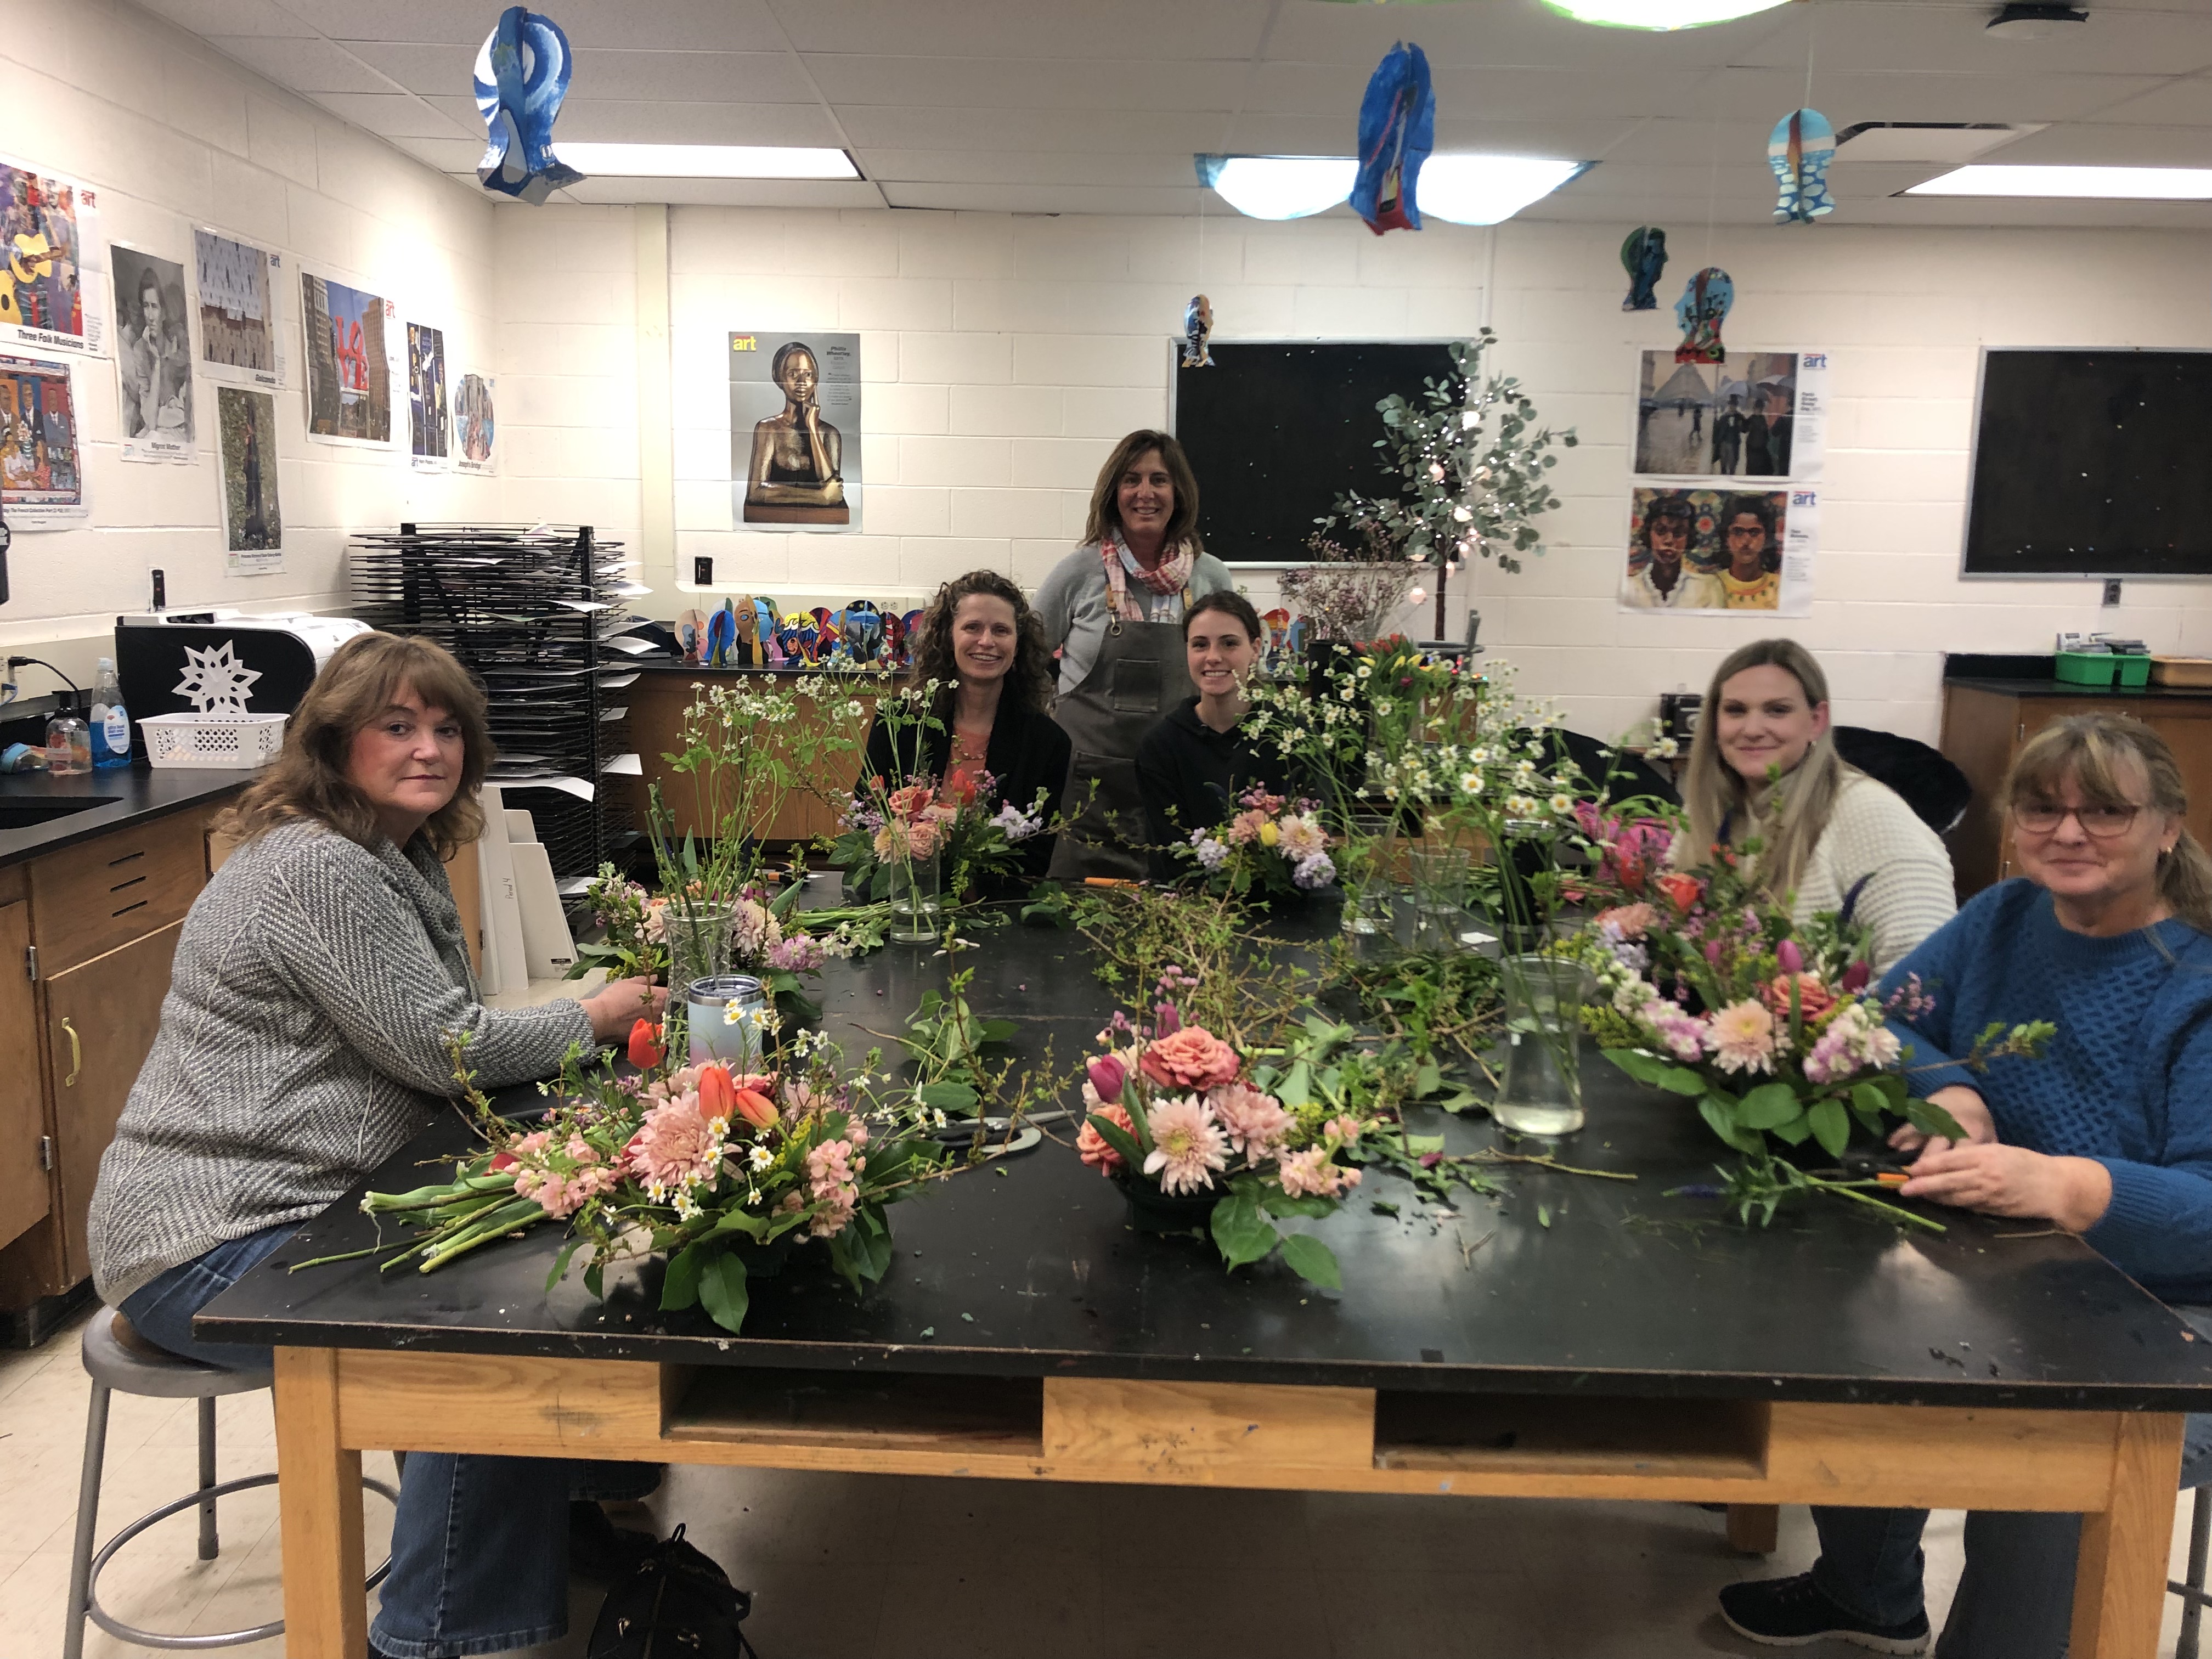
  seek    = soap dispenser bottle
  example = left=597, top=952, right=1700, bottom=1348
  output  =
left=89, top=656, right=129, bottom=768
left=46, top=696, right=89, bottom=776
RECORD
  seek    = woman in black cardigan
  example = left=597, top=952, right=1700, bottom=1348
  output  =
left=858, top=569, right=1071, bottom=890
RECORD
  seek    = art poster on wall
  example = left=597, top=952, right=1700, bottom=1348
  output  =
left=0, top=353, right=85, bottom=527
left=216, top=386, right=281, bottom=575
left=194, top=229, right=284, bottom=388
left=0, top=155, right=104, bottom=358
left=730, top=330, right=861, bottom=531
left=109, top=244, right=194, bottom=465
left=1617, top=484, right=1819, bottom=617
left=407, top=322, right=448, bottom=471
left=301, top=272, right=394, bottom=445
left=1632, top=348, right=1827, bottom=482
left=454, top=370, right=495, bottom=475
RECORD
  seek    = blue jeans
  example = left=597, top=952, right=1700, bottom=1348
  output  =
left=1807, top=1310, right=2212, bottom=1659
left=119, top=1227, right=661, bottom=1659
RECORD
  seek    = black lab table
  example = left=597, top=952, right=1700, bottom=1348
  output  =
left=201, top=919, right=2212, bottom=1657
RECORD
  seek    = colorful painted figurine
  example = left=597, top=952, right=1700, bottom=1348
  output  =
left=883, top=609, right=907, bottom=668
left=1674, top=267, right=1734, bottom=365
left=1182, top=295, right=1214, bottom=368
left=1352, top=41, right=1434, bottom=235
left=704, top=601, right=737, bottom=668
left=735, top=596, right=758, bottom=666
left=1620, top=225, right=1669, bottom=312
left=1769, top=108, right=1837, bottom=224
left=675, top=607, right=707, bottom=664
left=844, top=601, right=885, bottom=663
left=752, top=597, right=781, bottom=664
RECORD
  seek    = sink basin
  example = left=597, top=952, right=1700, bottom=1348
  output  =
left=0, top=797, right=121, bottom=828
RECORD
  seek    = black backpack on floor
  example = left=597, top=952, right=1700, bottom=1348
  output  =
left=586, top=1524, right=758, bottom=1659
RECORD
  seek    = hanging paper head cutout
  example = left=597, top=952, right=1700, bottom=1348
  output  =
left=1769, top=108, right=1837, bottom=224
left=1352, top=42, right=1435, bottom=235
left=1620, top=226, right=1669, bottom=312
left=473, top=8, right=585, bottom=206
left=1673, top=267, right=1734, bottom=364
left=1182, top=295, right=1214, bottom=368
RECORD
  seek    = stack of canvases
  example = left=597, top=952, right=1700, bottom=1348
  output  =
left=347, top=523, right=645, bottom=885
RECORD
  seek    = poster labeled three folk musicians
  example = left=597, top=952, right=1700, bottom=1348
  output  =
left=1621, top=348, right=1826, bottom=616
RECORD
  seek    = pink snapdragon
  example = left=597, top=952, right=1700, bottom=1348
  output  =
left=1277, top=1146, right=1361, bottom=1200
left=1801, top=1003, right=1904, bottom=1085
left=805, top=1138, right=862, bottom=1236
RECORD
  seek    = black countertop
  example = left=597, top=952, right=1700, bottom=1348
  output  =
left=0, top=764, right=250, bottom=869
left=200, top=906, right=2212, bottom=1412
left=1944, top=650, right=2212, bottom=701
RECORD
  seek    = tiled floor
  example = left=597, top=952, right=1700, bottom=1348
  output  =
left=1, top=1305, right=2204, bottom=1657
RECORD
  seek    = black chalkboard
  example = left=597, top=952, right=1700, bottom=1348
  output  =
left=1175, top=341, right=1458, bottom=565
left=1966, top=348, right=2212, bottom=578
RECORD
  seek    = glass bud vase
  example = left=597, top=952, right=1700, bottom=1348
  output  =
left=1491, top=952, right=1588, bottom=1136
left=1407, top=844, right=1472, bottom=954
left=663, top=900, right=736, bottom=997
left=888, top=853, right=943, bottom=944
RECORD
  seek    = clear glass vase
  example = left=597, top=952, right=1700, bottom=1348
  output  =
left=1407, top=844, right=1471, bottom=953
left=663, top=900, right=736, bottom=997
left=1492, top=952, right=1588, bottom=1136
left=889, top=853, right=943, bottom=943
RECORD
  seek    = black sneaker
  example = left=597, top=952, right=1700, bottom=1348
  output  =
left=1719, top=1572, right=1931, bottom=1654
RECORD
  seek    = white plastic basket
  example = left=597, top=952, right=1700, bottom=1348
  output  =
left=140, top=712, right=289, bottom=770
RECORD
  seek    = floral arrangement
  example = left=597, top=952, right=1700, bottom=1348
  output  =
left=837, top=769, right=1047, bottom=903
left=312, top=1026, right=948, bottom=1335
left=1182, top=785, right=1335, bottom=898
left=1074, top=975, right=1369, bottom=1288
left=1278, top=536, right=1425, bottom=644
left=1577, top=836, right=2051, bottom=1228
left=577, top=864, right=873, bottom=990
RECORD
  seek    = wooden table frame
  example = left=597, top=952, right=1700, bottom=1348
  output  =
left=273, top=1345, right=2185, bottom=1658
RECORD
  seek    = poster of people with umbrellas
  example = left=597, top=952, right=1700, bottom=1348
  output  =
left=1632, top=349, right=1825, bottom=481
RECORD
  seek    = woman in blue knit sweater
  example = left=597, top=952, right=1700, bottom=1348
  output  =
left=1722, top=713, right=2212, bottom=1657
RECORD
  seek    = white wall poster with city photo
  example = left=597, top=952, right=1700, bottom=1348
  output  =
left=1622, top=348, right=1826, bottom=616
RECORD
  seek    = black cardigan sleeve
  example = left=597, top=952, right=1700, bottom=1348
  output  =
left=987, top=703, right=1071, bottom=885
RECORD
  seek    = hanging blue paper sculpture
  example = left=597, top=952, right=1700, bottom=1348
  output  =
left=1768, top=108, right=1837, bottom=224
left=1352, top=42, right=1435, bottom=235
left=1182, top=294, right=1214, bottom=368
left=473, top=7, right=585, bottom=206
left=1620, top=225, right=1669, bottom=312
left=1673, top=267, right=1733, bottom=364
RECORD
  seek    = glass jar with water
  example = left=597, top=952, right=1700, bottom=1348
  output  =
left=1491, top=953, right=1590, bottom=1136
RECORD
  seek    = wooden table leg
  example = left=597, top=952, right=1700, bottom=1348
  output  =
left=2070, top=1412, right=2186, bottom=1659
left=1727, top=1503, right=1781, bottom=1554
left=274, top=1346, right=366, bottom=1658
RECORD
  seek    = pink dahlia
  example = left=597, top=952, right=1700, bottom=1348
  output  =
left=1595, top=902, right=1657, bottom=943
left=1209, top=1083, right=1293, bottom=1163
left=1705, top=998, right=1777, bottom=1075
left=624, top=1095, right=724, bottom=1193
left=1077, top=1102, right=1135, bottom=1175
left=1141, top=1096, right=1228, bottom=1196
left=1139, top=1025, right=1242, bottom=1092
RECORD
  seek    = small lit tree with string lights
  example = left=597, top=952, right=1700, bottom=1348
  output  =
left=1318, top=328, right=1578, bottom=639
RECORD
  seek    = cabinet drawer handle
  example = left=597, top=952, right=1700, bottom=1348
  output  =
left=60, top=1016, right=80, bottom=1087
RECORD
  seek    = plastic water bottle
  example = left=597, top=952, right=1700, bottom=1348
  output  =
left=89, top=656, right=129, bottom=769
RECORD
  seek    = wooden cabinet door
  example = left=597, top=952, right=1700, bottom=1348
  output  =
left=46, top=919, right=183, bottom=1284
left=0, top=900, right=46, bottom=1254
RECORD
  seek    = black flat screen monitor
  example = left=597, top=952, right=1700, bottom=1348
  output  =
left=1174, top=341, right=1458, bottom=565
left=1965, top=348, right=2212, bottom=578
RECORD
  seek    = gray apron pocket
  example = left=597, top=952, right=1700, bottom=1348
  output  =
left=1109, top=654, right=1163, bottom=714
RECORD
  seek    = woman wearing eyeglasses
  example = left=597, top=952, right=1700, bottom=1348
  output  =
left=1719, top=711, right=2212, bottom=1658
left=1680, top=639, right=1956, bottom=974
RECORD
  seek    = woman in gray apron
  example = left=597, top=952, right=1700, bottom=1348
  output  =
left=1032, top=430, right=1234, bottom=879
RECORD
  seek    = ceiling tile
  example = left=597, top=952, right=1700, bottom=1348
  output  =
left=856, top=149, right=1200, bottom=188
left=565, top=50, right=815, bottom=104
left=134, top=0, right=317, bottom=36
left=1723, top=2, right=2212, bottom=78
left=305, top=91, right=478, bottom=141
left=1937, top=121, right=2212, bottom=165
left=837, top=106, right=1230, bottom=154
left=2075, top=76, right=2212, bottom=127
left=1261, top=0, right=1796, bottom=71
left=550, top=99, right=843, bottom=148
left=883, top=182, right=1207, bottom=216
left=278, top=0, right=791, bottom=49
left=805, top=55, right=1237, bottom=112
left=205, top=33, right=395, bottom=94
left=386, top=134, right=488, bottom=173
left=775, top=0, right=1271, bottom=61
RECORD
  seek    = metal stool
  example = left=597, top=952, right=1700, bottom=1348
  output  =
left=2175, top=1487, right=2212, bottom=1659
left=63, top=1308, right=396, bottom=1657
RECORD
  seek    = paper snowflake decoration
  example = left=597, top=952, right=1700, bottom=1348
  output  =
left=173, top=641, right=262, bottom=714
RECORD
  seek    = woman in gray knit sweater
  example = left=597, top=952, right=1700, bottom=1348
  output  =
left=88, top=632, right=663, bottom=1659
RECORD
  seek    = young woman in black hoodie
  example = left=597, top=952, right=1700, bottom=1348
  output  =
left=1135, top=590, right=1294, bottom=881
left=857, top=569, right=1071, bottom=890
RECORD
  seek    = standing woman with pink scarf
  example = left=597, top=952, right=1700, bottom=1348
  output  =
left=1034, top=430, right=1235, bottom=879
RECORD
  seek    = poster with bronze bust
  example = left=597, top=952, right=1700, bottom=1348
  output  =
left=730, top=331, right=860, bottom=529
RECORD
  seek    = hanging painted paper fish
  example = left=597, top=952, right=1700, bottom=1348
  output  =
left=1620, top=226, right=1669, bottom=312
left=1769, top=108, right=1837, bottom=224
left=1352, top=42, right=1435, bottom=235
left=471, top=8, right=584, bottom=206
left=1673, top=267, right=1734, bottom=365
left=1182, top=295, right=1214, bottom=368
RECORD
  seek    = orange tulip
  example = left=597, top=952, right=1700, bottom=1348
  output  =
left=627, top=1018, right=664, bottom=1069
left=731, top=1087, right=780, bottom=1131
left=697, top=1064, right=736, bottom=1122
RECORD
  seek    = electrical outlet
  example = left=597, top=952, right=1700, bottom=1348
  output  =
left=693, top=556, right=713, bottom=586
left=2104, top=579, right=2123, bottom=606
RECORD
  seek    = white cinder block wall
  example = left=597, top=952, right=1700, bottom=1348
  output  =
left=0, top=0, right=502, bottom=696
left=503, top=202, right=2212, bottom=746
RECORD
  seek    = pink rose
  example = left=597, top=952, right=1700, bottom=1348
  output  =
left=1139, top=1025, right=1242, bottom=1092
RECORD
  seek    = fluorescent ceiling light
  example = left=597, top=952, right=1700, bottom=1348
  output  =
left=1418, top=155, right=1589, bottom=224
left=1196, top=155, right=1355, bottom=219
left=550, top=143, right=859, bottom=179
left=1905, top=165, right=2212, bottom=200
left=1541, top=0, right=1792, bottom=28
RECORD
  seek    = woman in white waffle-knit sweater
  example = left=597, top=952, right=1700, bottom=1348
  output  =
left=1675, top=639, right=1956, bottom=975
